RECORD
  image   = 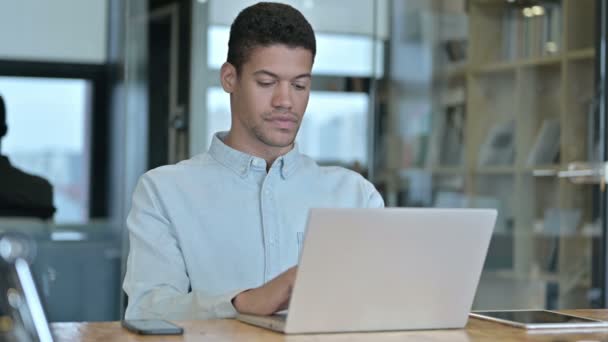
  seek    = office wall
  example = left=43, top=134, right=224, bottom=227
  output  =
left=209, top=0, right=389, bottom=38
left=0, top=0, right=108, bottom=64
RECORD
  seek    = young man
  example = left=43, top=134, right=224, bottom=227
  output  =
left=123, top=2, right=384, bottom=320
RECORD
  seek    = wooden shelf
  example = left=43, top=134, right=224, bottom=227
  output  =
left=432, top=167, right=466, bottom=175
left=385, top=0, right=597, bottom=309
left=520, top=55, right=563, bottom=68
left=524, top=164, right=561, bottom=170
left=398, top=166, right=563, bottom=176
left=465, top=0, right=596, bottom=309
left=493, top=230, right=588, bottom=237
left=524, top=164, right=561, bottom=176
left=472, top=61, right=518, bottom=74
left=470, top=0, right=507, bottom=7
left=483, top=269, right=561, bottom=283
left=475, top=166, right=516, bottom=175
left=470, top=226, right=598, bottom=239
left=483, top=269, right=591, bottom=289
left=434, top=65, right=468, bottom=80
left=567, top=48, right=595, bottom=61
left=398, top=167, right=465, bottom=176
left=398, top=167, right=430, bottom=175
left=472, top=55, right=563, bottom=74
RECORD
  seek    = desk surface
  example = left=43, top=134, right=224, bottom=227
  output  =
left=51, top=310, right=608, bottom=341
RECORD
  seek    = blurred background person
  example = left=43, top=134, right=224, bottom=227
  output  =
left=0, top=94, right=55, bottom=219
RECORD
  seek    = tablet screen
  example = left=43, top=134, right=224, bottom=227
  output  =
left=474, top=310, right=599, bottom=324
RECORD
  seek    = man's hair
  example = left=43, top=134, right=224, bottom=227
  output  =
left=0, top=94, right=6, bottom=138
left=227, top=2, right=316, bottom=73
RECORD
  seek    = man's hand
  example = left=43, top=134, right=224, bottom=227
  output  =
left=232, top=266, right=297, bottom=315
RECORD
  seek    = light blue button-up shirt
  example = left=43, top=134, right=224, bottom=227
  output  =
left=123, top=132, right=384, bottom=320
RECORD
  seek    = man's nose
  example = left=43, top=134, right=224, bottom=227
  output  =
left=271, top=82, right=293, bottom=110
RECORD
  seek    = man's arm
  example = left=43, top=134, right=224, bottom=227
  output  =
left=233, top=178, right=383, bottom=315
left=232, top=266, right=297, bottom=315
left=122, top=174, right=246, bottom=320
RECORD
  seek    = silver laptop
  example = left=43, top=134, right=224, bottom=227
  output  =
left=0, top=233, right=54, bottom=342
left=237, top=207, right=497, bottom=334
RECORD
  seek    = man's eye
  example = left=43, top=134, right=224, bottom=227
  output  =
left=257, top=81, right=274, bottom=87
left=292, top=83, right=307, bottom=90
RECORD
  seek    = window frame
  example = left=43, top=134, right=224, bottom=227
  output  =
left=0, top=60, right=109, bottom=219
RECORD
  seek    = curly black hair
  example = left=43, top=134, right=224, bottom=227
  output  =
left=227, top=2, right=316, bottom=73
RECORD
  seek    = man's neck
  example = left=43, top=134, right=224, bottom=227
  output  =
left=223, top=131, right=292, bottom=169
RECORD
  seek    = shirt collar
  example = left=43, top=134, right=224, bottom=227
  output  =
left=208, top=132, right=300, bottom=179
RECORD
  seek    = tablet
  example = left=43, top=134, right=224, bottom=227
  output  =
left=470, top=310, right=608, bottom=329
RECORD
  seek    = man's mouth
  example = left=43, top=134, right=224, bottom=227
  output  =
left=267, top=116, right=298, bottom=130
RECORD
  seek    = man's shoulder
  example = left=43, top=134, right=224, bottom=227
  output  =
left=317, top=164, right=361, bottom=178
left=141, top=153, right=217, bottom=183
left=299, top=156, right=368, bottom=183
left=297, top=157, right=382, bottom=207
left=0, top=163, right=52, bottom=189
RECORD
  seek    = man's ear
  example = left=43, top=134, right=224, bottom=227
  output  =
left=220, top=62, right=237, bottom=93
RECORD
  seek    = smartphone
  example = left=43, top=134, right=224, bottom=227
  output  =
left=121, top=319, right=184, bottom=335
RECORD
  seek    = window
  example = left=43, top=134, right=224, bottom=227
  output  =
left=207, top=26, right=383, bottom=77
left=0, top=76, right=92, bottom=223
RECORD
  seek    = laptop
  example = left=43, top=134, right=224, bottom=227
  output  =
left=0, top=233, right=54, bottom=342
left=237, top=207, right=497, bottom=334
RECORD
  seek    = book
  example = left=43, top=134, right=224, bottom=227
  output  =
left=526, top=119, right=560, bottom=166
left=444, top=39, right=467, bottom=63
left=542, top=208, right=581, bottom=236
left=439, top=104, right=466, bottom=166
left=434, top=191, right=508, bottom=233
left=477, top=120, right=516, bottom=166
left=426, top=102, right=466, bottom=168
left=502, top=3, right=562, bottom=60
left=426, top=111, right=445, bottom=168
left=587, top=98, right=600, bottom=161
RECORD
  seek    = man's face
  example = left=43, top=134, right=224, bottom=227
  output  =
left=221, top=44, right=313, bottom=152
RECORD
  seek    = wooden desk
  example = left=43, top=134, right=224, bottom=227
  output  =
left=51, top=310, right=608, bottom=341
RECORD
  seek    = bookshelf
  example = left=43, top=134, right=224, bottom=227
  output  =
left=388, top=0, right=598, bottom=309
left=468, top=0, right=596, bottom=309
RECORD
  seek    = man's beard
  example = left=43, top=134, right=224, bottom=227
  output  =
left=251, top=113, right=300, bottom=148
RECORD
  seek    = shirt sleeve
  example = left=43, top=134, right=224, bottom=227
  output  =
left=122, top=174, right=247, bottom=320
left=367, top=183, right=384, bottom=208
left=364, top=178, right=385, bottom=208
